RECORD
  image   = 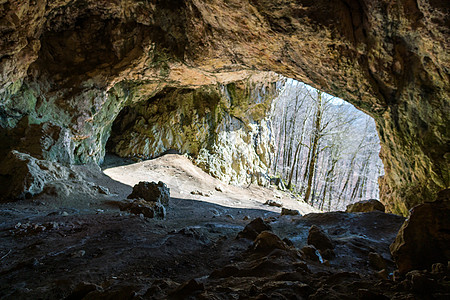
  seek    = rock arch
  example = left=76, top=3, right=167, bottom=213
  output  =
left=0, top=0, right=448, bottom=214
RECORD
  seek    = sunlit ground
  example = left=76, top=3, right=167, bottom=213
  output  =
left=102, top=153, right=319, bottom=215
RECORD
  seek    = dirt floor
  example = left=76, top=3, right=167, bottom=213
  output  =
left=101, top=154, right=319, bottom=216
left=0, top=154, right=448, bottom=299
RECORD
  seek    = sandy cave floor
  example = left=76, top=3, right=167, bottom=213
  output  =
left=1, top=154, right=446, bottom=299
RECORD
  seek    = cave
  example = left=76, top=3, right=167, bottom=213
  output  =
left=0, top=1, right=449, bottom=299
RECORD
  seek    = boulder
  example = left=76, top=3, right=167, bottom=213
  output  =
left=127, top=181, right=170, bottom=205
left=237, top=217, right=272, bottom=240
left=346, top=199, right=385, bottom=213
left=300, top=245, right=320, bottom=262
left=0, top=150, right=108, bottom=201
left=0, top=150, right=75, bottom=201
left=390, top=190, right=450, bottom=274
left=251, top=231, right=289, bottom=253
left=307, top=225, right=334, bottom=251
left=121, top=199, right=166, bottom=219
left=190, top=190, right=212, bottom=197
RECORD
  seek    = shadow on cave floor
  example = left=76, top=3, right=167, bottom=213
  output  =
left=0, top=186, right=409, bottom=299
left=0, top=193, right=279, bottom=299
left=165, top=196, right=278, bottom=220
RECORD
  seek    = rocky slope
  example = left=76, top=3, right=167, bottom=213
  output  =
left=0, top=1, right=449, bottom=214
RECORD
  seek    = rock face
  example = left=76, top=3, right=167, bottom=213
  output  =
left=390, top=190, right=450, bottom=274
left=0, top=1, right=448, bottom=213
left=0, top=150, right=109, bottom=201
left=0, top=150, right=74, bottom=200
left=108, top=74, right=281, bottom=185
left=346, top=199, right=385, bottom=213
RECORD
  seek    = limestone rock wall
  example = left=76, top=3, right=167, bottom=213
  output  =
left=0, top=80, right=132, bottom=165
left=0, top=150, right=111, bottom=201
left=108, top=75, right=282, bottom=185
left=0, top=0, right=448, bottom=213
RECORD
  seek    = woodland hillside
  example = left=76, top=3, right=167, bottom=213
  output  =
left=271, top=80, right=383, bottom=211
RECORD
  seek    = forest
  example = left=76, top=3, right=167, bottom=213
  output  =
left=270, top=80, right=383, bottom=211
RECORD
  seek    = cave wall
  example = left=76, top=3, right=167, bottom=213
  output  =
left=0, top=0, right=448, bottom=214
left=108, top=75, right=281, bottom=186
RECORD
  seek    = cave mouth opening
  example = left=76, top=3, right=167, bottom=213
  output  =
left=270, top=79, right=384, bottom=212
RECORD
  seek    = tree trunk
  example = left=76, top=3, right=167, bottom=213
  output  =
left=304, top=92, right=323, bottom=204
left=287, top=140, right=302, bottom=189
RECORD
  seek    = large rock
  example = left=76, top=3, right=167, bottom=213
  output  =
left=251, top=231, right=290, bottom=253
left=0, top=1, right=448, bottom=213
left=0, top=150, right=109, bottom=201
left=390, top=190, right=450, bottom=274
left=127, top=181, right=170, bottom=206
left=237, top=217, right=272, bottom=240
left=0, top=150, right=73, bottom=200
left=122, top=181, right=170, bottom=219
left=281, top=208, right=300, bottom=216
left=307, top=225, right=334, bottom=251
left=121, top=199, right=166, bottom=219
left=346, top=199, right=385, bottom=213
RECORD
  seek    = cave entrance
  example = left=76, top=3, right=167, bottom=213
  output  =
left=270, top=79, right=384, bottom=211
